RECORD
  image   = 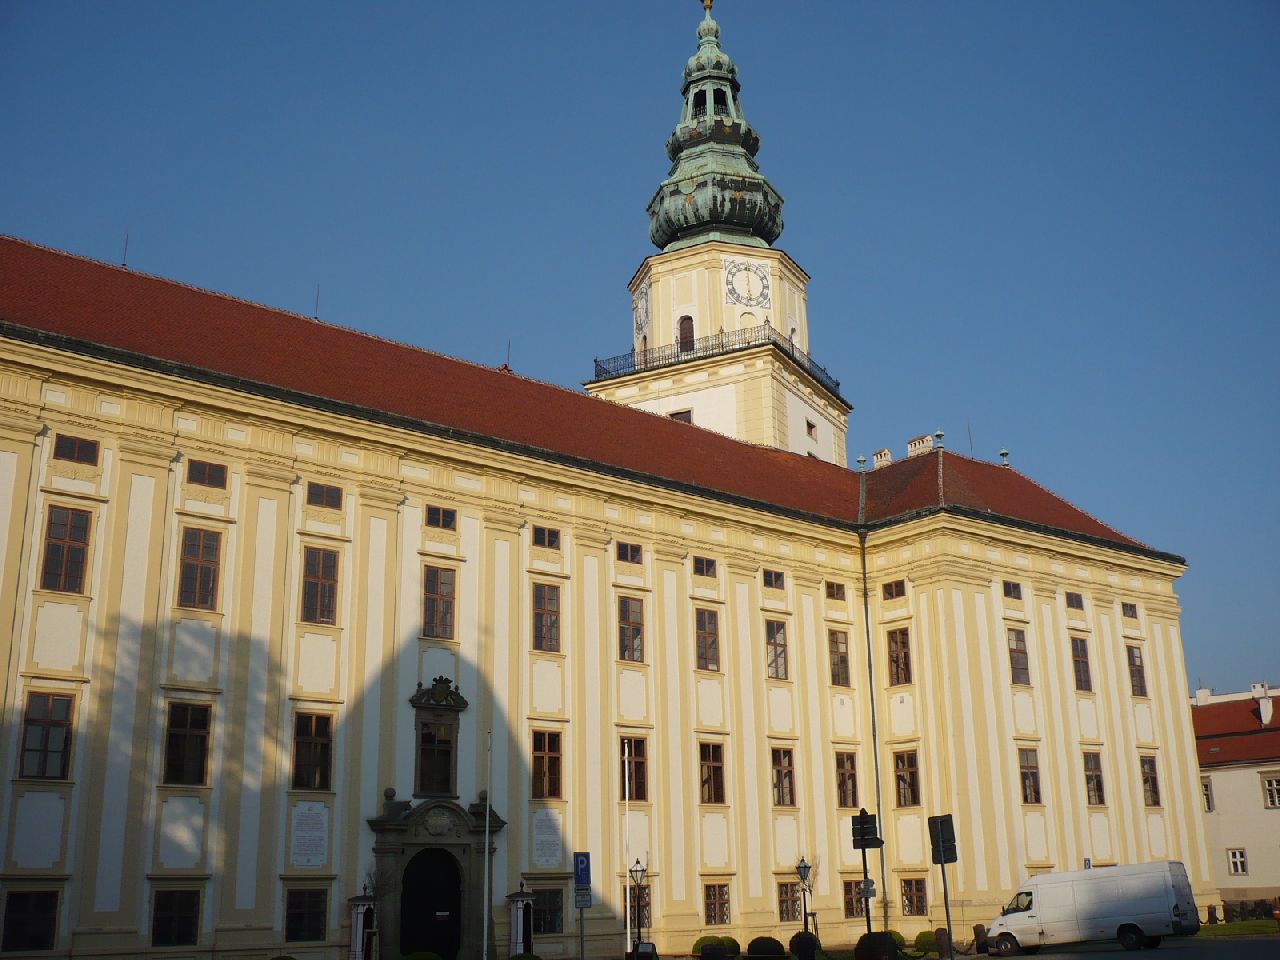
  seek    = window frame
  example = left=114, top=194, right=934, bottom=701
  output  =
left=1121, top=601, right=1138, bottom=619
left=825, top=580, right=846, bottom=601
left=1140, top=755, right=1161, bottom=807
left=695, top=607, right=720, bottom=671
left=186, top=459, right=227, bottom=489
left=1007, top=627, right=1031, bottom=685
left=422, top=564, right=456, bottom=640
left=624, top=883, right=652, bottom=933
left=1262, top=772, right=1280, bottom=809
left=1227, top=848, right=1248, bottom=875
left=1065, top=591, right=1084, bottom=610
left=532, top=525, right=560, bottom=549
left=1127, top=646, right=1148, bottom=697
left=52, top=433, right=99, bottom=465
left=771, top=747, right=796, bottom=807
left=532, top=730, right=562, bottom=800
left=616, top=541, right=642, bottom=564
left=416, top=719, right=456, bottom=796
left=901, top=877, right=928, bottom=916
left=762, top=568, right=785, bottom=590
left=291, top=712, right=333, bottom=791
left=1083, top=751, right=1106, bottom=806
left=1071, top=636, right=1092, bottom=692
left=305, top=481, right=343, bottom=510
left=177, top=527, right=221, bottom=611
left=894, top=750, right=920, bottom=807
left=284, top=888, right=328, bottom=943
left=300, top=546, right=339, bottom=625
left=842, top=879, right=866, bottom=919
left=777, top=881, right=802, bottom=922
left=532, top=582, right=561, bottom=652
left=836, top=750, right=857, bottom=809
left=19, top=691, right=75, bottom=779
left=765, top=619, right=789, bottom=680
left=425, top=505, right=457, bottom=531
left=163, top=701, right=212, bottom=786
left=882, top=579, right=906, bottom=600
left=1002, top=580, right=1023, bottom=600
left=693, top=555, right=717, bottom=578
left=151, top=888, right=201, bottom=947
left=699, top=742, right=725, bottom=805
left=620, top=736, right=647, bottom=802
left=40, top=505, right=91, bottom=594
left=1201, top=776, right=1214, bottom=813
left=703, top=882, right=730, bottom=926
left=532, top=888, right=564, bottom=935
left=829, top=628, right=851, bottom=687
left=888, top=627, right=911, bottom=686
left=1018, top=747, right=1041, bottom=804
left=618, top=596, right=644, bottom=662
left=1, top=889, right=59, bottom=951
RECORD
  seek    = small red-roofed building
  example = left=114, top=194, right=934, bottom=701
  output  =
left=1192, top=683, right=1280, bottom=907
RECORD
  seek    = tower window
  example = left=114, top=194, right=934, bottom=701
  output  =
left=692, top=89, right=707, bottom=118
left=678, top=315, right=695, bottom=352
left=713, top=88, right=728, bottom=116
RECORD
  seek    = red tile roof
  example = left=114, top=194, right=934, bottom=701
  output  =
left=1193, top=697, right=1280, bottom=767
left=0, top=235, right=1170, bottom=559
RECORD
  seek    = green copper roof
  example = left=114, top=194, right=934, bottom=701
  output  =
left=647, top=6, right=784, bottom=252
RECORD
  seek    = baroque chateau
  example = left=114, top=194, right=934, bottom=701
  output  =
left=0, top=4, right=1212, bottom=958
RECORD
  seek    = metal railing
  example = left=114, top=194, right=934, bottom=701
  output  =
left=589, top=322, right=842, bottom=398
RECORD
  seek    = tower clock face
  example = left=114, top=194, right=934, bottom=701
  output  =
left=724, top=260, right=771, bottom=308
left=632, top=281, right=651, bottom=335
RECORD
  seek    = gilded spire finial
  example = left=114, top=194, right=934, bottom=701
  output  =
left=703, top=0, right=713, bottom=12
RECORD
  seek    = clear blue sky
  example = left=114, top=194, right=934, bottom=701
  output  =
left=2, top=1, right=1276, bottom=693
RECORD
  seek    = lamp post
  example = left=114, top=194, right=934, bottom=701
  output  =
left=628, top=858, right=647, bottom=949
left=796, top=857, right=812, bottom=934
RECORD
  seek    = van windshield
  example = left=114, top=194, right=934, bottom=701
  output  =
left=1004, top=891, right=1033, bottom=914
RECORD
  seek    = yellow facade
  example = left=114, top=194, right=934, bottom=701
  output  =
left=0, top=324, right=1213, bottom=958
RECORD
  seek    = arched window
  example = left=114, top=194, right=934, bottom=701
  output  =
left=692, top=90, right=707, bottom=119
left=678, top=316, right=694, bottom=352
left=713, top=89, right=728, bottom=116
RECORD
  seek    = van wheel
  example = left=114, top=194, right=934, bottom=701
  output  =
left=1118, top=926, right=1144, bottom=951
left=992, top=934, right=1020, bottom=957
left=1142, top=936, right=1163, bottom=949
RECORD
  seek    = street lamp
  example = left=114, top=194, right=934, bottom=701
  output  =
left=629, top=858, right=647, bottom=948
left=796, top=857, right=812, bottom=933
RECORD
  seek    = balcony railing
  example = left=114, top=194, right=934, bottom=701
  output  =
left=589, top=322, right=842, bottom=399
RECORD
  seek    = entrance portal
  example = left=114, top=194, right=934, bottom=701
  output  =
left=401, top=847, right=462, bottom=960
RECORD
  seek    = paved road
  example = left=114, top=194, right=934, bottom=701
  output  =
left=990, top=936, right=1280, bottom=958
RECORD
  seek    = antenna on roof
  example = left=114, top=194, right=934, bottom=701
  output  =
left=313, top=284, right=320, bottom=320
left=121, top=233, right=129, bottom=269
left=967, top=421, right=974, bottom=454
left=507, top=339, right=512, bottom=368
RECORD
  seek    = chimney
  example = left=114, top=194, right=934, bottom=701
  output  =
left=1194, top=687, right=1213, bottom=705
left=1253, top=682, right=1274, bottom=726
left=873, top=448, right=893, bottom=469
left=906, top=434, right=934, bottom=458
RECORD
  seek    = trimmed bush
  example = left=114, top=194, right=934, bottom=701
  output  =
left=914, top=929, right=938, bottom=952
left=746, top=934, right=787, bottom=956
left=887, top=929, right=906, bottom=947
left=853, top=932, right=898, bottom=960
left=789, top=930, right=821, bottom=959
left=719, top=934, right=742, bottom=957
left=693, top=935, right=722, bottom=956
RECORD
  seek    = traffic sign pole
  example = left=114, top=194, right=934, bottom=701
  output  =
left=573, top=853, right=591, bottom=960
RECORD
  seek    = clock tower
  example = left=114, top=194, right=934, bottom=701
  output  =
left=587, top=1, right=850, bottom=465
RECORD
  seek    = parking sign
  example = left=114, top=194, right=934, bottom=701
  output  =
left=574, top=851, right=591, bottom=886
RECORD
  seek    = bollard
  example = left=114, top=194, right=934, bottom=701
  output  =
left=1207, top=904, right=1218, bottom=925
left=935, top=927, right=951, bottom=956
left=972, top=923, right=988, bottom=954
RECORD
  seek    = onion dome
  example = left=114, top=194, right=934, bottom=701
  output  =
left=647, top=3, right=783, bottom=251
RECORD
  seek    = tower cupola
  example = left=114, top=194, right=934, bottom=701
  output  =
left=647, top=1, right=784, bottom=252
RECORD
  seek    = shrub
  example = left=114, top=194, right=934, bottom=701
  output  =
left=746, top=935, right=787, bottom=956
left=914, top=929, right=937, bottom=952
left=853, top=932, right=898, bottom=960
left=789, top=930, right=821, bottom=956
left=693, top=936, right=722, bottom=956
left=887, top=930, right=906, bottom=947
left=719, top=935, right=742, bottom=957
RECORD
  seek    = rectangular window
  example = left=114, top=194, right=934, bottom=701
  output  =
left=842, top=880, right=866, bottom=919
left=700, top=742, right=725, bottom=804
left=829, top=629, right=851, bottom=687
left=771, top=748, right=795, bottom=806
left=765, top=619, right=788, bottom=680
left=20, top=692, right=74, bottom=779
left=2, top=890, right=58, bottom=951
left=825, top=580, right=846, bottom=600
left=894, top=750, right=920, bottom=806
left=704, top=883, right=730, bottom=925
left=532, top=730, right=562, bottom=799
left=423, top=565, right=456, bottom=639
left=152, top=889, right=200, bottom=947
left=618, top=597, right=644, bottom=662
left=186, top=459, right=227, bottom=488
left=1071, top=636, right=1092, bottom=692
left=53, top=433, right=99, bottom=465
left=1121, top=601, right=1138, bottom=619
left=291, top=713, right=332, bottom=791
left=1018, top=748, right=1041, bottom=804
left=284, top=889, right=327, bottom=942
left=417, top=722, right=454, bottom=794
left=1065, top=591, right=1084, bottom=610
left=777, top=882, right=801, bottom=922
left=621, top=737, right=647, bottom=801
left=693, top=555, right=716, bottom=577
left=1083, top=751, right=1106, bottom=805
left=625, top=884, right=651, bottom=933
left=41, top=505, right=91, bottom=593
left=617, top=541, right=642, bottom=564
left=1263, top=774, right=1280, bottom=809
left=1008, top=627, right=1031, bottom=685
left=836, top=751, right=857, bottom=808
left=305, top=481, right=342, bottom=510
left=533, top=582, right=560, bottom=652
left=1201, top=777, right=1214, bottom=813
left=763, top=568, right=785, bottom=590
left=806, top=419, right=817, bottom=439
left=1141, top=756, right=1161, bottom=807
left=882, top=579, right=906, bottom=600
left=1002, top=580, right=1023, bottom=600
left=669, top=409, right=693, bottom=423
left=695, top=608, right=720, bottom=671
left=1127, top=646, right=1148, bottom=697
left=532, top=889, right=564, bottom=934
left=177, top=528, right=221, bottom=610
left=901, top=878, right=927, bottom=916
left=426, top=505, right=457, bottom=530
left=532, top=525, right=560, bottom=549
left=1227, top=848, right=1248, bottom=875
left=301, top=547, right=338, bottom=625
left=163, top=702, right=211, bottom=786
left=888, top=628, right=912, bottom=685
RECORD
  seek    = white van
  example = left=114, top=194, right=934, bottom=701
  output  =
left=985, top=861, right=1200, bottom=955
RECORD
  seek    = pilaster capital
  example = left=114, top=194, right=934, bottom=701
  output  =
left=724, top=554, right=759, bottom=578
left=572, top=524, right=611, bottom=552
left=482, top=509, right=525, bottom=535
left=358, top=482, right=406, bottom=510
left=0, top=406, right=44, bottom=445
left=244, top=459, right=298, bottom=490
left=116, top=436, right=175, bottom=468
left=652, top=540, right=686, bottom=564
